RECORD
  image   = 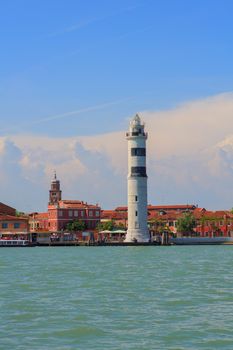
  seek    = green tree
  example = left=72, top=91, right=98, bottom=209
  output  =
left=16, top=210, right=26, bottom=217
left=97, top=220, right=115, bottom=231
left=176, top=213, right=196, bottom=236
left=66, top=220, right=86, bottom=232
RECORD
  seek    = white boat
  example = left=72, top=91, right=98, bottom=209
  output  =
left=0, top=239, right=30, bottom=247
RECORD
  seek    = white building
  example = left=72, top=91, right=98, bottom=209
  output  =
left=125, top=114, right=150, bottom=242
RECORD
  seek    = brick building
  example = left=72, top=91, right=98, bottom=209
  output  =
left=101, top=204, right=197, bottom=229
left=30, top=172, right=101, bottom=233
left=101, top=205, right=233, bottom=238
left=48, top=200, right=101, bottom=231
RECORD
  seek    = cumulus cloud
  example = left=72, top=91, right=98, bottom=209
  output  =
left=1, top=92, right=233, bottom=212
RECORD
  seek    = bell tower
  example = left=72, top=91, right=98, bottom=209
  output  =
left=49, top=171, right=62, bottom=205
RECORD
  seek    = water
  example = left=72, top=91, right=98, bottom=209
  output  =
left=1, top=246, right=233, bottom=350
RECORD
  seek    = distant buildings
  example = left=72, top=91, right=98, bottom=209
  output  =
left=101, top=204, right=233, bottom=239
left=0, top=202, right=29, bottom=238
left=29, top=172, right=101, bottom=233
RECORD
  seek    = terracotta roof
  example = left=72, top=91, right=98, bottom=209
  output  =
left=34, top=213, right=48, bottom=219
left=115, top=206, right=127, bottom=212
left=148, top=211, right=183, bottom=220
left=148, top=205, right=197, bottom=210
left=115, top=205, right=197, bottom=212
left=0, top=202, right=16, bottom=215
left=193, top=210, right=232, bottom=220
left=58, top=200, right=100, bottom=210
left=0, top=215, right=28, bottom=221
left=101, top=210, right=127, bottom=220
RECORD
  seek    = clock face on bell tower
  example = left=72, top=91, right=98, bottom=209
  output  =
left=49, top=171, right=62, bottom=205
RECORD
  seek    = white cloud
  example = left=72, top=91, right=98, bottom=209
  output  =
left=1, top=92, right=233, bottom=212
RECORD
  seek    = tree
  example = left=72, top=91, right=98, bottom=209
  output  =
left=97, top=220, right=115, bottom=231
left=149, top=218, right=166, bottom=234
left=16, top=210, right=26, bottom=217
left=66, top=220, right=86, bottom=232
left=176, top=213, right=196, bottom=236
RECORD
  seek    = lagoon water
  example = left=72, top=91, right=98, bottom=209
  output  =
left=1, top=246, right=233, bottom=350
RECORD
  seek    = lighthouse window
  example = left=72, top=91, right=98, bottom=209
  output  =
left=131, top=148, right=146, bottom=156
left=135, top=196, right=138, bottom=202
left=135, top=211, right=138, bottom=216
left=131, top=166, right=147, bottom=177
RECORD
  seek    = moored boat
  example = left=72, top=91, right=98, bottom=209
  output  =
left=0, top=239, right=32, bottom=247
left=170, top=237, right=233, bottom=245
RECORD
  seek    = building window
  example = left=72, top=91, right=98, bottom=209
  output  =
left=14, top=223, right=20, bottom=229
left=69, top=210, right=73, bottom=217
left=95, top=211, right=100, bottom=217
left=74, top=210, right=78, bottom=217
left=81, top=211, right=84, bottom=217
left=89, top=211, right=93, bottom=217
left=59, top=210, right=63, bottom=217
left=2, top=223, right=8, bottom=229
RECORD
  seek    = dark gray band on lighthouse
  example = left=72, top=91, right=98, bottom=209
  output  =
left=131, top=148, right=146, bottom=156
left=131, top=166, right=147, bottom=177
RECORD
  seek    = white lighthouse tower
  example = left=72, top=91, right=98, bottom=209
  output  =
left=125, top=114, right=150, bottom=243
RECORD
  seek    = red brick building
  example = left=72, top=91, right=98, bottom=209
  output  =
left=101, top=210, right=128, bottom=228
left=101, top=205, right=233, bottom=238
left=48, top=200, right=101, bottom=231
left=29, top=172, right=101, bottom=233
left=101, top=204, right=197, bottom=229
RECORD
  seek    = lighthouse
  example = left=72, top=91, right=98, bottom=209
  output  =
left=125, top=114, right=150, bottom=243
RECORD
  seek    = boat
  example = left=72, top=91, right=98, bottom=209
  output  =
left=170, top=237, right=233, bottom=245
left=0, top=239, right=32, bottom=247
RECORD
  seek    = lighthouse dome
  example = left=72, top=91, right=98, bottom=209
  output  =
left=132, top=114, right=141, bottom=126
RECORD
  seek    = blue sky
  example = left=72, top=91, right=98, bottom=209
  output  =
left=1, top=0, right=233, bottom=211
left=1, top=0, right=233, bottom=136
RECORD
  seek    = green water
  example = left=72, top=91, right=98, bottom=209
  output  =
left=1, top=246, right=233, bottom=350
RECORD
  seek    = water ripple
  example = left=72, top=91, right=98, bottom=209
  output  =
left=1, top=246, right=233, bottom=349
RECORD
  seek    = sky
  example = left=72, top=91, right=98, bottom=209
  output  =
left=1, top=0, right=233, bottom=212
